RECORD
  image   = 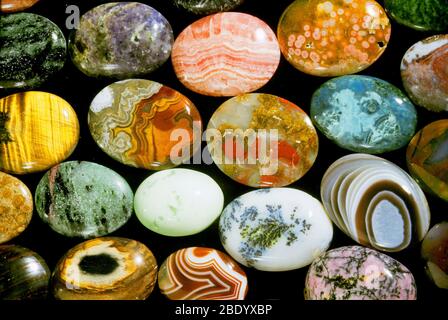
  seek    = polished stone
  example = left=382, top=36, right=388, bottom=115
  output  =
left=421, top=222, right=448, bottom=289
left=172, top=0, right=244, bottom=14
left=0, top=0, right=40, bottom=13
left=35, top=161, right=134, bottom=238
left=69, top=3, right=173, bottom=78
left=311, top=75, right=417, bottom=154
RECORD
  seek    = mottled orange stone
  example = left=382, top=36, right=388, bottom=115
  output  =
left=0, top=0, right=40, bottom=13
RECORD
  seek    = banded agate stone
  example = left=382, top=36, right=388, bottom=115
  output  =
left=421, top=222, right=448, bottom=289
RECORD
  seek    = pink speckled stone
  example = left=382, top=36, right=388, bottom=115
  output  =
left=305, top=246, right=417, bottom=300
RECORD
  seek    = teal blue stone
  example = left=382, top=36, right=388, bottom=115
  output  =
left=311, top=76, right=417, bottom=154
left=35, top=161, right=133, bottom=238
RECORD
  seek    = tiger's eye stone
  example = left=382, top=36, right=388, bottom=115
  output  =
left=0, top=172, right=33, bottom=244
left=0, top=92, right=80, bottom=175
left=35, top=161, right=134, bottom=238
left=172, top=0, right=244, bottom=14
left=158, top=247, right=248, bottom=300
left=407, top=120, right=448, bottom=201
left=277, top=0, right=391, bottom=76
left=52, top=237, right=158, bottom=300
left=421, top=222, right=448, bottom=289
left=0, top=245, right=50, bottom=300
left=88, top=79, right=202, bottom=170
left=0, top=0, right=40, bottom=13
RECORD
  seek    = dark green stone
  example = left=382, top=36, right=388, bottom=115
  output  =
left=0, top=13, right=66, bottom=89
left=172, top=0, right=244, bottom=14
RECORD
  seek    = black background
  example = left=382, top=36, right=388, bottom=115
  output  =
left=1, top=0, right=447, bottom=304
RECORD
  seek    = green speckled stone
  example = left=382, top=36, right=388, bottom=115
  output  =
left=0, top=13, right=66, bottom=89
left=172, top=0, right=244, bottom=14
left=384, top=0, right=448, bottom=32
left=35, top=161, right=133, bottom=238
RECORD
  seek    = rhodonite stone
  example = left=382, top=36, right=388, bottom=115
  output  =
left=305, top=246, right=417, bottom=300
left=0, top=245, right=50, bottom=300
left=401, top=35, right=448, bottom=112
left=69, top=3, right=173, bottom=79
left=172, top=12, right=280, bottom=96
left=421, top=222, right=448, bottom=289
left=219, top=188, right=333, bottom=272
left=52, top=238, right=158, bottom=300
left=407, top=120, right=448, bottom=201
left=0, top=172, right=33, bottom=244
left=321, top=154, right=431, bottom=252
left=172, top=0, right=244, bottom=14
left=35, top=161, right=133, bottom=238
left=88, top=79, right=202, bottom=170
left=0, top=92, right=80, bottom=175
left=207, top=94, right=318, bottom=187
left=311, top=75, right=417, bottom=154
left=277, top=0, right=391, bottom=77
left=158, top=247, right=248, bottom=300
left=135, top=169, right=224, bottom=237
left=384, top=0, right=448, bottom=32
left=0, top=13, right=66, bottom=89
left=0, top=0, right=40, bottom=13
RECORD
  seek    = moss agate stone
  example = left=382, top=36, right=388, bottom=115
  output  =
left=0, top=13, right=66, bottom=89
left=172, top=0, right=244, bottom=14
left=35, top=161, right=133, bottom=238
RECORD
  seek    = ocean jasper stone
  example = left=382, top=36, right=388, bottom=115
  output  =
left=0, top=0, right=40, bottom=13
left=384, top=0, right=448, bottom=32
left=158, top=247, right=248, bottom=300
left=0, top=92, right=80, bottom=175
left=52, top=238, right=158, bottom=300
left=0, top=13, right=66, bottom=89
left=0, top=172, right=33, bottom=244
left=88, top=79, right=202, bottom=170
left=207, top=93, right=318, bottom=187
left=172, top=12, right=280, bottom=96
left=0, top=245, right=50, bottom=300
left=135, top=169, right=224, bottom=237
left=421, top=222, right=448, bottom=289
left=311, top=75, right=417, bottom=154
left=219, top=188, right=333, bottom=272
left=407, top=120, right=448, bottom=201
left=401, top=35, right=448, bottom=112
left=321, top=154, right=431, bottom=252
left=277, top=0, right=391, bottom=77
left=35, top=161, right=133, bottom=238
left=305, top=246, right=417, bottom=300
left=172, top=0, right=244, bottom=14
left=69, top=3, right=173, bottom=78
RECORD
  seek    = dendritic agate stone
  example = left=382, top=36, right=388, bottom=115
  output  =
left=172, top=0, right=244, bottom=14
left=158, top=247, right=248, bottom=300
left=305, top=246, right=417, bottom=300
left=52, top=237, right=158, bottom=300
left=219, top=188, right=333, bottom=272
left=421, top=222, right=448, bottom=289
left=321, top=154, right=431, bottom=252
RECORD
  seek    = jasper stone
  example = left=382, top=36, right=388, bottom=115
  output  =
left=172, top=0, right=244, bottom=14
left=0, top=0, right=40, bottom=13
left=35, top=161, right=134, bottom=238
left=0, top=172, right=33, bottom=244
left=0, top=13, right=66, bottom=89
left=384, top=0, right=448, bottom=32
left=311, top=75, right=417, bottom=154
left=421, top=222, right=448, bottom=289
left=69, top=3, right=173, bottom=79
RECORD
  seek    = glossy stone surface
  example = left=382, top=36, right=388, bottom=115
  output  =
left=321, top=154, right=431, bottom=252
left=158, top=247, right=248, bottom=300
left=0, top=92, right=80, bottom=175
left=219, top=188, right=333, bottom=272
left=88, top=79, right=202, bottom=170
left=0, top=172, right=33, bottom=244
left=278, top=0, right=391, bottom=77
left=0, top=0, right=40, bottom=13
left=35, top=161, right=133, bottom=238
left=305, top=246, right=417, bottom=300
left=0, top=13, right=66, bottom=89
left=0, top=245, right=50, bottom=300
left=401, top=35, right=448, bottom=112
left=172, top=12, right=280, bottom=96
left=421, top=222, right=448, bottom=289
left=207, top=94, right=318, bottom=187
left=53, top=237, right=158, bottom=300
left=69, top=3, right=173, bottom=79
left=135, top=169, right=224, bottom=237
left=407, top=120, right=448, bottom=201
left=311, top=75, right=417, bottom=154
left=384, top=0, right=448, bottom=32
left=172, top=0, right=244, bottom=14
